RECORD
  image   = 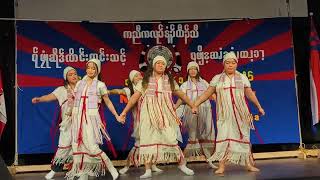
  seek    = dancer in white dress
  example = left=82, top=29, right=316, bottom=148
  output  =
left=32, top=66, right=78, bottom=179
left=175, top=61, right=216, bottom=168
left=195, top=52, right=265, bottom=175
left=66, top=59, right=124, bottom=180
left=119, top=46, right=197, bottom=179
left=108, top=70, right=162, bottom=174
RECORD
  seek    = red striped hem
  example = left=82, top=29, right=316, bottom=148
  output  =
left=139, top=143, right=179, bottom=148
left=73, top=151, right=104, bottom=157
left=188, top=140, right=215, bottom=144
left=216, top=138, right=250, bottom=144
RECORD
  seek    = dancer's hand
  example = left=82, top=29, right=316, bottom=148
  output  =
left=117, top=113, right=126, bottom=124
left=258, top=107, right=265, bottom=116
left=120, top=113, right=127, bottom=122
left=120, top=112, right=127, bottom=118
left=191, top=105, right=198, bottom=114
left=32, top=97, right=40, bottom=104
left=115, top=115, right=124, bottom=124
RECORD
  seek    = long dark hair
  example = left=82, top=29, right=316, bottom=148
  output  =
left=127, top=78, right=134, bottom=96
left=64, top=80, right=69, bottom=89
left=97, top=73, right=102, bottom=81
left=142, top=65, right=175, bottom=91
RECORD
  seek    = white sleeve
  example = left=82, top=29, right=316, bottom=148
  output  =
left=241, top=74, right=251, bottom=88
left=179, top=82, right=187, bottom=93
left=173, top=80, right=180, bottom=91
left=135, top=81, right=143, bottom=93
left=209, top=74, right=221, bottom=87
left=98, top=81, right=108, bottom=96
left=202, top=79, right=210, bottom=88
left=52, top=86, right=67, bottom=105
left=123, top=87, right=131, bottom=99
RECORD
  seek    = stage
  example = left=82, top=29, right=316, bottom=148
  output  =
left=13, top=158, right=320, bottom=180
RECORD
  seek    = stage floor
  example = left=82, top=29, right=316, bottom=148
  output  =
left=13, top=158, right=320, bottom=180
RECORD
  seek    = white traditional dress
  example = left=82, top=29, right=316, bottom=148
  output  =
left=176, top=78, right=215, bottom=159
left=50, top=85, right=74, bottom=170
left=134, top=75, right=184, bottom=165
left=66, top=78, right=116, bottom=179
left=208, top=71, right=254, bottom=166
left=122, top=87, right=142, bottom=166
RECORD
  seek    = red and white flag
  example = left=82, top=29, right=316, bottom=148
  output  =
left=0, top=70, right=7, bottom=139
left=309, top=17, right=320, bottom=125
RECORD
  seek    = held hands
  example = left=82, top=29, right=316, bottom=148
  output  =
left=258, top=107, right=265, bottom=116
left=191, top=104, right=198, bottom=114
left=31, top=97, right=41, bottom=104
left=120, top=112, right=127, bottom=123
left=116, top=113, right=126, bottom=124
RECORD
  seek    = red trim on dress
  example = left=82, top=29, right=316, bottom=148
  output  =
left=215, top=138, right=250, bottom=144
left=139, top=143, right=179, bottom=148
left=225, top=86, right=244, bottom=139
left=73, top=151, right=104, bottom=157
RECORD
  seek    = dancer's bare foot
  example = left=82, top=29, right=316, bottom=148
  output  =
left=246, top=165, right=260, bottom=172
left=215, top=163, right=225, bottom=176
left=214, top=160, right=225, bottom=175
left=214, top=167, right=225, bottom=177
left=215, top=167, right=224, bottom=173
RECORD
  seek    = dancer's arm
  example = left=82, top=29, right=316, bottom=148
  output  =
left=211, top=93, right=217, bottom=102
left=244, top=88, right=265, bottom=116
left=102, top=94, right=125, bottom=123
left=175, top=98, right=183, bottom=109
left=174, top=90, right=197, bottom=113
left=175, top=83, right=186, bottom=109
left=108, top=89, right=126, bottom=95
left=120, top=91, right=142, bottom=118
left=194, top=86, right=215, bottom=107
left=32, top=93, right=57, bottom=104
